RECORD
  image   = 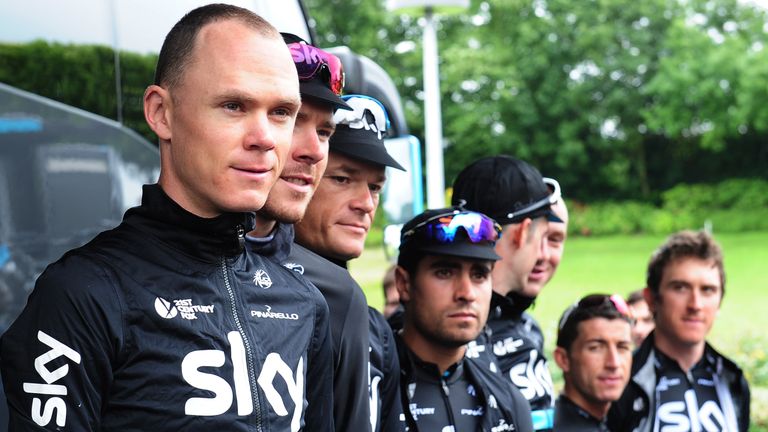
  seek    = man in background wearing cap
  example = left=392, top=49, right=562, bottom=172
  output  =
left=284, top=95, right=405, bottom=431
left=552, top=294, right=633, bottom=431
left=394, top=206, right=533, bottom=432
left=452, top=155, right=563, bottom=431
left=246, top=35, right=352, bottom=429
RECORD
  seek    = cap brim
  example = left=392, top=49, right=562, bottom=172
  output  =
left=415, top=243, right=500, bottom=261
left=330, top=127, right=406, bottom=171
left=300, top=79, right=352, bottom=111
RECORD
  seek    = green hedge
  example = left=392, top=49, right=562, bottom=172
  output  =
left=569, top=178, right=768, bottom=236
left=0, top=40, right=158, bottom=144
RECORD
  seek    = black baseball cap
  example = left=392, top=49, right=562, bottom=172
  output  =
left=330, top=95, right=405, bottom=170
left=451, top=155, right=562, bottom=225
left=398, top=207, right=501, bottom=263
left=281, top=33, right=351, bottom=111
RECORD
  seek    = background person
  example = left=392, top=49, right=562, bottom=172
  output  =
left=626, top=289, right=654, bottom=348
left=0, top=5, right=326, bottom=430
left=553, top=294, right=633, bottom=431
left=286, top=94, right=405, bottom=432
left=528, top=181, right=569, bottom=292
left=608, top=230, right=750, bottom=431
left=394, top=206, right=533, bottom=432
left=381, top=264, right=400, bottom=319
left=452, top=155, right=562, bottom=431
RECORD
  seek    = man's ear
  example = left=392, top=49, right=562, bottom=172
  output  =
left=395, top=266, right=412, bottom=303
left=143, top=85, right=173, bottom=141
left=509, top=218, right=531, bottom=249
left=643, top=287, right=656, bottom=315
left=554, top=346, right=570, bottom=374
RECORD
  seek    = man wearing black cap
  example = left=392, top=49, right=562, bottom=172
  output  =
left=452, top=155, right=563, bottom=431
left=394, top=206, right=533, bottom=432
left=283, top=95, right=405, bottom=432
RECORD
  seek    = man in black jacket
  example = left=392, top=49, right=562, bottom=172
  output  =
left=286, top=94, right=406, bottom=432
left=452, top=155, right=562, bottom=431
left=0, top=5, right=334, bottom=430
left=552, top=294, right=633, bottom=431
left=394, top=206, right=533, bottom=432
left=608, top=230, right=750, bottom=431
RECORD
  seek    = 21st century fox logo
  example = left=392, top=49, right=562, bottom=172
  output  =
left=155, top=297, right=214, bottom=320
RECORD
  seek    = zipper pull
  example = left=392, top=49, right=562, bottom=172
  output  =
left=441, top=379, right=450, bottom=396
left=237, top=224, right=245, bottom=251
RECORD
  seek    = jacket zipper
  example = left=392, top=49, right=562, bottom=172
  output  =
left=440, top=377, right=458, bottom=430
left=221, top=224, right=263, bottom=431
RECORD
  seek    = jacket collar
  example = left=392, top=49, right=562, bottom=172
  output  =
left=245, top=222, right=294, bottom=262
left=124, top=184, right=254, bottom=263
left=490, top=291, right=535, bottom=319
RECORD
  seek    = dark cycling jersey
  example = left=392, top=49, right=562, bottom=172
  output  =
left=401, top=350, right=482, bottom=432
left=284, top=244, right=371, bottom=432
left=608, top=332, right=750, bottom=432
left=0, top=184, right=333, bottom=431
left=482, top=291, right=555, bottom=430
left=553, top=395, right=609, bottom=432
left=396, top=332, right=534, bottom=432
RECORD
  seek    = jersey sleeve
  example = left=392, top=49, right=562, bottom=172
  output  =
left=304, top=290, right=334, bottom=431
left=369, top=308, right=404, bottom=432
left=0, top=254, right=123, bottom=431
left=332, top=283, right=371, bottom=432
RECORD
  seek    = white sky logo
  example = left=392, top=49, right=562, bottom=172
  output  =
left=253, top=269, right=273, bottom=289
left=155, top=297, right=177, bottom=319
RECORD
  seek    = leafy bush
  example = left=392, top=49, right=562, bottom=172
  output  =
left=570, top=178, right=768, bottom=236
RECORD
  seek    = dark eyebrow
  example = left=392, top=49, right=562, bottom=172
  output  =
left=428, top=259, right=461, bottom=270
left=321, top=120, right=336, bottom=131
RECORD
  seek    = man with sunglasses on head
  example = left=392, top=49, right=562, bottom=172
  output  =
left=1, top=5, right=321, bottom=430
left=245, top=34, right=354, bottom=430
left=451, top=155, right=563, bottom=431
left=283, top=94, right=406, bottom=432
left=553, top=294, right=634, bottom=431
left=608, top=231, right=750, bottom=432
left=394, top=206, right=533, bottom=432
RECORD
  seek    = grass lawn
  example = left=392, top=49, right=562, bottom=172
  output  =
left=350, top=230, right=768, bottom=429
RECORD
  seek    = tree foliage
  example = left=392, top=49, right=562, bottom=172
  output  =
left=1, top=1, right=766, bottom=201
left=306, top=0, right=768, bottom=201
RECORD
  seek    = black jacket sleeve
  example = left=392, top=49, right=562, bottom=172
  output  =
left=0, top=253, right=123, bottom=431
left=304, top=287, right=335, bottom=431
left=287, top=245, right=371, bottom=432
left=368, top=308, right=404, bottom=432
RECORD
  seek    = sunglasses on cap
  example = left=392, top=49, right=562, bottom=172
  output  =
left=402, top=210, right=502, bottom=245
left=558, top=294, right=632, bottom=331
left=334, top=95, right=391, bottom=139
left=287, top=42, right=345, bottom=96
left=505, top=177, right=562, bottom=222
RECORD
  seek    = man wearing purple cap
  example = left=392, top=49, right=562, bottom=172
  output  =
left=452, top=155, right=563, bottom=431
left=245, top=34, right=354, bottom=430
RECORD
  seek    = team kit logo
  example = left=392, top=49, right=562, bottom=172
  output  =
left=154, top=297, right=215, bottom=320
left=27, top=330, right=307, bottom=430
left=253, top=269, right=272, bottom=289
